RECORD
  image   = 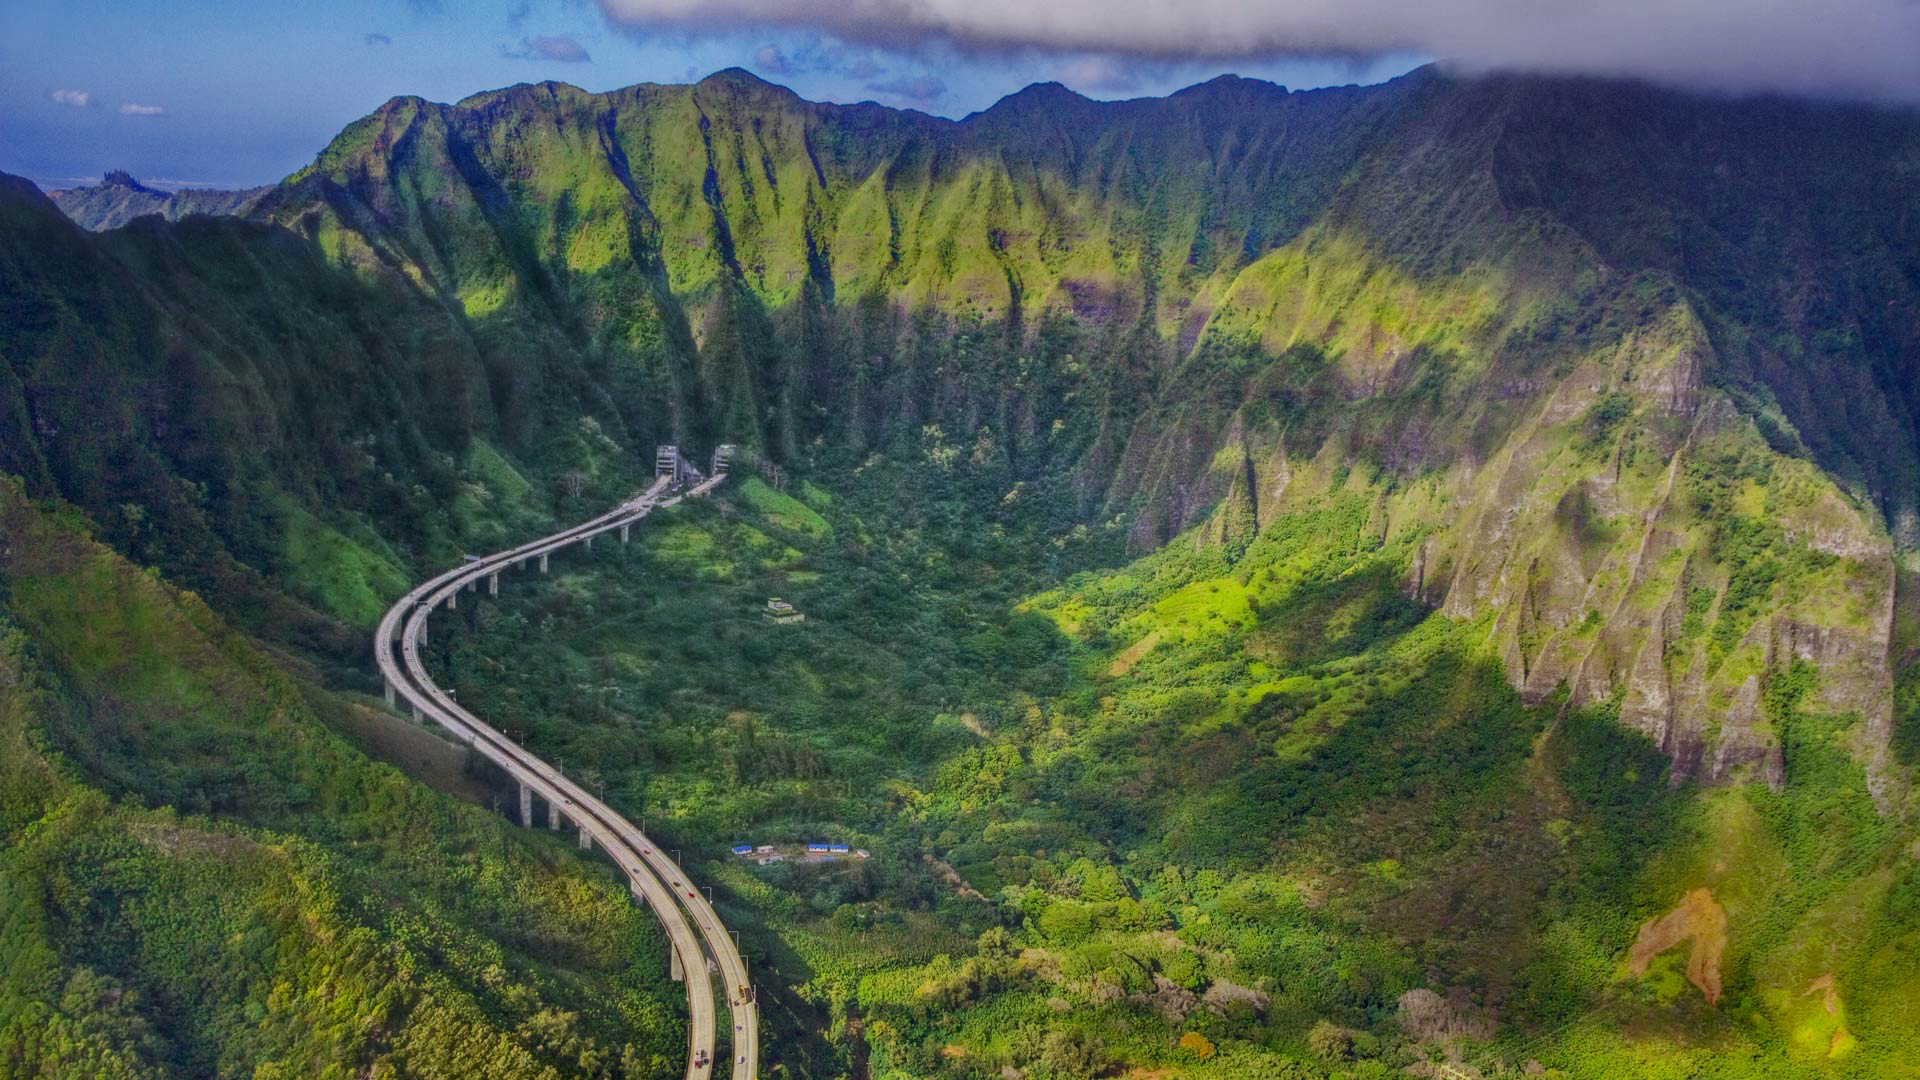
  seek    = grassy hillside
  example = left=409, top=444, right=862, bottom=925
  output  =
left=0, top=478, right=684, bottom=1078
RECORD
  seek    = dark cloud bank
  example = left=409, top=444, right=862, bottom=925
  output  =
left=597, top=0, right=1920, bottom=103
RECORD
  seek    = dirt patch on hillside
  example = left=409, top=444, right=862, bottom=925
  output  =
left=1397, top=987, right=1496, bottom=1042
left=1804, top=972, right=1838, bottom=1012
left=133, top=821, right=262, bottom=860
left=923, top=854, right=989, bottom=902
left=1628, top=887, right=1728, bottom=1003
left=335, top=701, right=492, bottom=803
left=1108, top=630, right=1162, bottom=676
left=1803, top=973, right=1856, bottom=1055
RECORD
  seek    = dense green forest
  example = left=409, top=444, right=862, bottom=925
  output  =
left=429, top=450, right=1919, bottom=1079
left=3, top=60, right=1919, bottom=1078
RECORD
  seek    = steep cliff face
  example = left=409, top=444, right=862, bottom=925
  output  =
left=4, top=67, right=1918, bottom=799
left=1168, top=324, right=1901, bottom=802
left=258, top=68, right=1920, bottom=533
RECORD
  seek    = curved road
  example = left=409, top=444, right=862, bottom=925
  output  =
left=375, top=468, right=757, bottom=1080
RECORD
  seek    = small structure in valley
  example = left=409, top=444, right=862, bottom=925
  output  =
left=764, top=597, right=804, bottom=624
left=732, top=841, right=868, bottom=865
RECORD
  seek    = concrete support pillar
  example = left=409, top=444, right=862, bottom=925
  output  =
left=466, top=579, right=476, bottom=592
left=384, top=680, right=395, bottom=708
left=538, top=553, right=549, bottom=574
left=585, top=535, right=593, bottom=551
left=488, top=574, right=498, bottom=596
left=518, top=783, right=533, bottom=828
left=621, top=524, right=630, bottom=543
left=410, top=701, right=421, bottom=721
left=578, top=823, right=592, bottom=850
left=549, top=801, right=563, bottom=831
left=447, top=591, right=456, bottom=610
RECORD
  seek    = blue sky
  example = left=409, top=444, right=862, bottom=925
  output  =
left=0, top=0, right=1419, bottom=191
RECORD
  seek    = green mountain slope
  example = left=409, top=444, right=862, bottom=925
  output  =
left=0, top=478, right=682, bottom=1078
left=0, top=170, right=678, bottom=668
left=256, top=69, right=1920, bottom=523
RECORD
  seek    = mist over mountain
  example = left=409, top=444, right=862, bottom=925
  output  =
left=47, top=170, right=271, bottom=231
left=3, top=64, right=1919, bottom=1078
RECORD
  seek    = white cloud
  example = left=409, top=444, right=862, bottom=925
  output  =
left=119, top=102, right=168, bottom=116
left=502, top=34, right=592, bottom=61
left=745, top=39, right=888, bottom=82
left=865, top=74, right=946, bottom=105
left=595, top=0, right=1920, bottom=103
left=49, top=88, right=91, bottom=107
left=754, top=43, right=793, bottom=74
left=1053, top=55, right=1141, bottom=94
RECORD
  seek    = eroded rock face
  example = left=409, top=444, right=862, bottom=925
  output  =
left=1064, top=124, right=1907, bottom=811
left=1192, top=297, right=1906, bottom=806
left=1412, top=333, right=1900, bottom=804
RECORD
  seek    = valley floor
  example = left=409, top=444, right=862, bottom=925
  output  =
left=426, top=465, right=1920, bottom=1080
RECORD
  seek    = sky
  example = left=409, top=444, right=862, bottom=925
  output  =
left=2, top=0, right=1914, bottom=192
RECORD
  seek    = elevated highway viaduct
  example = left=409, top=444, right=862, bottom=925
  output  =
left=374, top=449, right=756, bottom=1080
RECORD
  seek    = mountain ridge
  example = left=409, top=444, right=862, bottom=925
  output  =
left=9, top=67, right=1920, bottom=797
left=3, top=65, right=1919, bottom=1075
left=48, top=170, right=271, bottom=231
